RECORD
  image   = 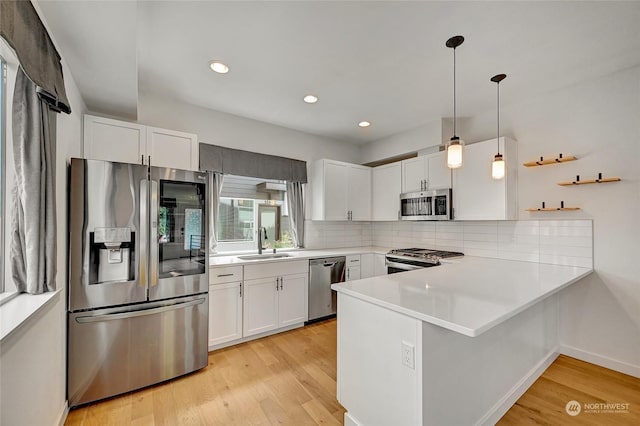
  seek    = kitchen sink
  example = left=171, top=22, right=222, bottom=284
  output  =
left=237, top=253, right=293, bottom=260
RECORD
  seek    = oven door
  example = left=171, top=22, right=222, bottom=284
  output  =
left=385, top=256, right=436, bottom=274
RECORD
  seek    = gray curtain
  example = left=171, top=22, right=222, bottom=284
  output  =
left=286, top=182, right=305, bottom=248
left=10, top=67, right=56, bottom=294
left=209, top=172, right=224, bottom=253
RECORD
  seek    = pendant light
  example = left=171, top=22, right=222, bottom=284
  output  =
left=491, top=74, right=506, bottom=180
left=446, top=35, right=465, bottom=169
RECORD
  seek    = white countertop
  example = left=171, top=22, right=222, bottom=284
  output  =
left=331, top=256, right=592, bottom=337
left=209, top=246, right=390, bottom=266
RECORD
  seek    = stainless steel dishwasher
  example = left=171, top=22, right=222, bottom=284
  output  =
left=308, top=256, right=346, bottom=322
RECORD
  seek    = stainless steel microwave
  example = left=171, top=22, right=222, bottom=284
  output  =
left=399, top=188, right=452, bottom=220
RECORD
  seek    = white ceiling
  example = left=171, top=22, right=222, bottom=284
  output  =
left=37, top=1, right=640, bottom=144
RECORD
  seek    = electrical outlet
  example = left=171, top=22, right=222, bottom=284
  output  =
left=401, top=341, right=415, bottom=369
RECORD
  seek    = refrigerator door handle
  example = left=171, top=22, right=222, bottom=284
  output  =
left=75, top=297, right=206, bottom=323
left=149, top=179, right=159, bottom=287
left=139, top=179, right=148, bottom=288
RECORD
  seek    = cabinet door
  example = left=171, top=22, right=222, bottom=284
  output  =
left=453, top=140, right=507, bottom=220
left=360, top=254, right=374, bottom=279
left=348, top=166, right=372, bottom=221
left=146, top=126, right=198, bottom=171
left=372, top=163, right=402, bottom=221
left=208, top=282, right=243, bottom=346
left=243, top=277, right=278, bottom=337
left=84, top=114, right=146, bottom=164
left=278, top=273, right=308, bottom=327
left=324, top=161, right=349, bottom=220
left=427, top=152, right=451, bottom=189
left=374, top=254, right=387, bottom=276
left=401, top=157, right=426, bottom=193
left=346, top=266, right=361, bottom=281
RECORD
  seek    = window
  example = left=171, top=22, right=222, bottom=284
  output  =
left=1, top=55, right=6, bottom=291
left=215, top=175, right=294, bottom=253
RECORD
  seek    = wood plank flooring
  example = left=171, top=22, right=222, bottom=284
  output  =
left=65, top=320, right=344, bottom=426
left=498, top=354, right=640, bottom=425
left=66, top=320, right=640, bottom=426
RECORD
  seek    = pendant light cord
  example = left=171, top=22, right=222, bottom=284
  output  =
left=453, top=47, right=457, bottom=138
left=497, top=81, right=500, bottom=155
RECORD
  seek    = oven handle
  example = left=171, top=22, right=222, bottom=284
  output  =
left=384, top=260, right=424, bottom=271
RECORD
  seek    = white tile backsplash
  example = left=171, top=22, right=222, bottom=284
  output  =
left=310, top=219, right=592, bottom=268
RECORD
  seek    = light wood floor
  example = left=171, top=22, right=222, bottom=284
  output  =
left=498, top=354, right=640, bottom=425
left=66, top=320, right=640, bottom=426
left=65, top=320, right=344, bottom=426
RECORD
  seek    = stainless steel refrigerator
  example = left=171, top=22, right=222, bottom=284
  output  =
left=67, top=158, right=209, bottom=407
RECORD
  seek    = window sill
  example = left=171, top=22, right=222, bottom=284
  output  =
left=211, top=247, right=300, bottom=257
left=0, top=289, right=62, bottom=343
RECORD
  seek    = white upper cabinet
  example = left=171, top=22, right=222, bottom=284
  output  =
left=146, top=126, right=198, bottom=170
left=372, top=162, right=402, bottom=221
left=401, top=151, right=451, bottom=193
left=348, top=165, right=372, bottom=221
left=453, top=137, right=518, bottom=220
left=83, top=114, right=199, bottom=170
left=84, top=115, right=146, bottom=165
left=311, top=159, right=372, bottom=221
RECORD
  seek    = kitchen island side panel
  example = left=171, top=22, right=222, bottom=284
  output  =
left=421, top=295, right=559, bottom=425
left=337, top=293, right=422, bottom=426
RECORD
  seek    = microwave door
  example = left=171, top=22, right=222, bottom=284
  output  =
left=148, top=167, right=209, bottom=301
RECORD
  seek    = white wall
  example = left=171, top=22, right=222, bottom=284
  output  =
left=0, top=42, right=86, bottom=426
left=363, top=66, right=640, bottom=376
left=137, top=92, right=361, bottom=165
left=359, top=118, right=445, bottom=165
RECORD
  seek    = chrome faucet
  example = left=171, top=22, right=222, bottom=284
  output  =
left=258, top=227, right=268, bottom=254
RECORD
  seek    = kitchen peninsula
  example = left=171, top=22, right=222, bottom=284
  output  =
left=332, top=256, right=592, bottom=426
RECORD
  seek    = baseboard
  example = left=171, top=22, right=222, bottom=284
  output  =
left=559, top=345, right=640, bottom=379
left=57, top=401, right=69, bottom=426
left=208, top=323, right=304, bottom=352
left=477, top=348, right=560, bottom=426
left=344, top=412, right=362, bottom=426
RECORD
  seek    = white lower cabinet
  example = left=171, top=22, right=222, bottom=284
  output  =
left=243, top=277, right=279, bottom=337
left=374, top=254, right=387, bottom=276
left=361, top=254, right=374, bottom=279
left=243, top=273, right=308, bottom=337
left=208, top=282, right=243, bottom=346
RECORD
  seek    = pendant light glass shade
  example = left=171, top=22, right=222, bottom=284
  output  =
left=490, top=73, right=507, bottom=180
left=446, top=35, right=465, bottom=169
left=492, top=153, right=505, bottom=179
left=447, top=137, right=464, bottom=168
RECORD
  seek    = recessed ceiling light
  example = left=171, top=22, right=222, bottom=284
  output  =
left=358, top=121, right=371, bottom=128
left=303, top=95, right=318, bottom=104
left=209, top=60, right=229, bottom=74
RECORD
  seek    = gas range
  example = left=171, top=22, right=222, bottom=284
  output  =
left=385, top=248, right=464, bottom=273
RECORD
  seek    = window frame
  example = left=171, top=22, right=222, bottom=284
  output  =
left=1, top=55, right=6, bottom=292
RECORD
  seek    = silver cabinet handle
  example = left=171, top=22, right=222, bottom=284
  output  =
left=280, top=277, right=283, bottom=291
left=217, top=273, right=234, bottom=277
left=276, top=277, right=279, bottom=291
left=239, top=283, right=242, bottom=297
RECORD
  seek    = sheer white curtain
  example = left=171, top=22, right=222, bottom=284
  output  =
left=209, top=172, right=224, bottom=253
left=286, top=181, right=304, bottom=248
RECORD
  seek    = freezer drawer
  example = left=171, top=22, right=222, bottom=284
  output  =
left=68, top=294, right=208, bottom=407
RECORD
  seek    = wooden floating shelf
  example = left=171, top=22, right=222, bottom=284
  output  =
left=558, top=177, right=621, bottom=186
left=523, top=154, right=577, bottom=167
left=526, top=207, right=580, bottom=212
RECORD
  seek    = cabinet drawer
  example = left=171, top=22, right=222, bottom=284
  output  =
left=244, top=259, right=309, bottom=280
left=209, top=265, right=243, bottom=284
left=346, top=255, right=361, bottom=265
